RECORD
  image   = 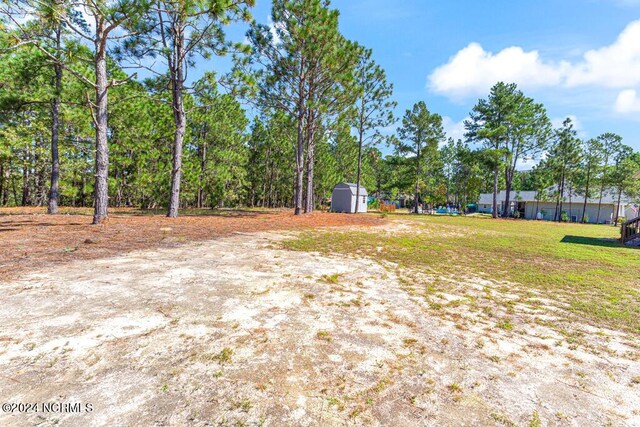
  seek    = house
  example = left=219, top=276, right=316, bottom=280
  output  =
left=331, top=183, right=368, bottom=213
left=477, top=189, right=638, bottom=224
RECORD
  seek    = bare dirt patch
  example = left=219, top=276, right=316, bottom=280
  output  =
left=0, top=207, right=383, bottom=281
left=1, top=228, right=638, bottom=426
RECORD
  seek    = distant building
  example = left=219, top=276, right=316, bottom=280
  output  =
left=331, top=183, right=368, bottom=213
left=477, top=190, right=637, bottom=223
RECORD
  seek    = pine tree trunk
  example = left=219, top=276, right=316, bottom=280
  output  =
left=48, top=29, right=62, bottom=214
left=22, top=143, right=30, bottom=206
left=167, top=34, right=186, bottom=218
left=304, top=113, right=317, bottom=214
left=294, top=98, right=305, bottom=215
left=355, top=122, right=364, bottom=214
left=614, top=189, right=622, bottom=225
left=582, top=167, right=591, bottom=223
left=502, top=169, right=512, bottom=218
left=0, top=163, right=4, bottom=206
left=92, top=26, right=109, bottom=224
left=305, top=144, right=315, bottom=213
left=414, top=142, right=421, bottom=214
left=197, top=140, right=206, bottom=209
left=492, top=167, right=498, bottom=219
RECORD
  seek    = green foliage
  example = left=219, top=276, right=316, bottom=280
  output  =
left=394, top=101, right=445, bottom=209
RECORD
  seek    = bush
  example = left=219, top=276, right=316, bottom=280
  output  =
left=582, top=214, right=589, bottom=223
left=561, top=211, right=569, bottom=222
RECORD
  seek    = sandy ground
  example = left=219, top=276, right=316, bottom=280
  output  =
left=1, top=227, right=639, bottom=426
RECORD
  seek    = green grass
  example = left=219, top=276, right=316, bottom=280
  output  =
left=283, top=215, right=640, bottom=333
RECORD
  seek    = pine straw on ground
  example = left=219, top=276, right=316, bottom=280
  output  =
left=0, top=207, right=384, bottom=281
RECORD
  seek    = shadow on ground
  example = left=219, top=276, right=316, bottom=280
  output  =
left=561, top=235, right=622, bottom=248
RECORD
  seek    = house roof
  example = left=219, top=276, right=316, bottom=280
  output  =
left=478, top=188, right=633, bottom=205
left=333, top=183, right=368, bottom=197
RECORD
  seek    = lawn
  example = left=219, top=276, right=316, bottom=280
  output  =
left=2, top=210, right=639, bottom=425
left=284, top=214, right=640, bottom=333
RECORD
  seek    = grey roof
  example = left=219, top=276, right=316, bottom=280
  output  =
left=478, top=188, right=634, bottom=205
left=333, top=183, right=368, bottom=196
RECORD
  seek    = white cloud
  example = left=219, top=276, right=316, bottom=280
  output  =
left=442, top=116, right=468, bottom=142
left=428, top=19, right=640, bottom=102
left=551, top=115, right=589, bottom=139
left=615, top=89, right=640, bottom=113
left=268, top=17, right=283, bottom=45
left=429, top=43, right=567, bottom=98
left=551, top=115, right=582, bottom=130
left=566, top=21, right=640, bottom=87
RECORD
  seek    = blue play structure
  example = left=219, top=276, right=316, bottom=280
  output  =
left=435, top=207, right=461, bottom=215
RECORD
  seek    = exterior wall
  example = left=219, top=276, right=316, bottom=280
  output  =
left=524, top=201, right=616, bottom=224
left=356, top=194, right=368, bottom=213
left=331, top=188, right=368, bottom=213
left=625, top=205, right=638, bottom=221
left=331, top=188, right=354, bottom=213
left=478, top=204, right=493, bottom=214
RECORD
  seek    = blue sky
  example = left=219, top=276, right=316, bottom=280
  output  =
left=198, top=0, right=640, bottom=152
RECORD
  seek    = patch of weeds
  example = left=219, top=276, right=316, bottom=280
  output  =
left=327, top=397, right=345, bottom=411
left=403, top=338, right=418, bottom=347
left=447, top=383, right=463, bottom=393
left=490, top=412, right=516, bottom=426
left=233, top=398, right=252, bottom=413
left=206, top=347, right=233, bottom=365
left=475, top=338, right=485, bottom=349
left=319, top=274, right=340, bottom=285
left=488, top=355, right=501, bottom=363
left=528, top=342, right=550, bottom=351
left=24, top=342, right=36, bottom=351
left=316, top=331, right=332, bottom=342
left=529, top=410, right=542, bottom=427
left=63, top=246, right=78, bottom=253
left=630, top=376, right=640, bottom=386
left=304, top=293, right=316, bottom=300
left=428, top=301, right=443, bottom=310
left=160, top=383, right=169, bottom=392
left=496, top=319, right=514, bottom=331
left=370, top=378, right=391, bottom=394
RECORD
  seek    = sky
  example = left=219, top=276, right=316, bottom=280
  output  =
left=191, top=0, right=640, bottom=153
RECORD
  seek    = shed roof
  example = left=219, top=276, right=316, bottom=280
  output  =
left=333, top=183, right=368, bottom=196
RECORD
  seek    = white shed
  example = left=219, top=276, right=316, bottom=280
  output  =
left=331, top=183, right=368, bottom=213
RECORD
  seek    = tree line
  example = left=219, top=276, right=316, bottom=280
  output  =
left=1, top=1, right=638, bottom=223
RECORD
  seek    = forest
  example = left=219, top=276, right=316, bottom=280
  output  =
left=1, top=0, right=639, bottom=223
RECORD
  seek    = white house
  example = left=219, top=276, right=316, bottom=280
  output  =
left=331, top=183, right=368, bottom=213
left=477, top=190, right=638, bottom=224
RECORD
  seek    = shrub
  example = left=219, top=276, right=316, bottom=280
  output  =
left=561, top=211, right=569, bottom=222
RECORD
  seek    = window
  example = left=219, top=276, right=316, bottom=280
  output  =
left=362, top=196, right=366, bottom=203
